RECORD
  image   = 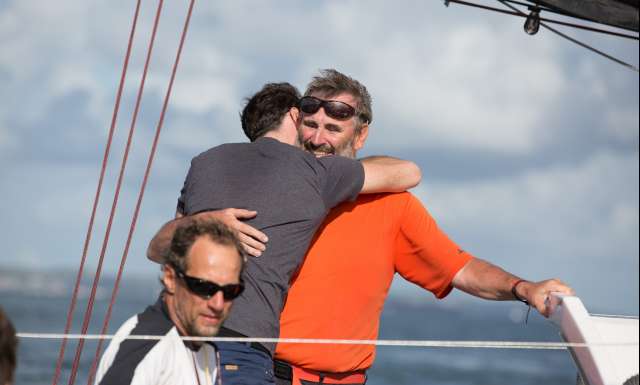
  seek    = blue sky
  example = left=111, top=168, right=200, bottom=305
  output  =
left=0, top=0, right=638, bottom=314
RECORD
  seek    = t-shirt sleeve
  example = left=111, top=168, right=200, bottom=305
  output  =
left=318, top=155, right=365, bottom=209
left=394, top=194, right=474, bottom=299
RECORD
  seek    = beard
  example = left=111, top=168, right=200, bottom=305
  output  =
left=300, top=134, right=356, bottom=159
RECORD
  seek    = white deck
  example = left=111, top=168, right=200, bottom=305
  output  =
left=548, top=293, right=639, bottom=385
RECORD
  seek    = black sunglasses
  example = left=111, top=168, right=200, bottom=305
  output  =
left=299, top=96, right=363, bottom=122
left=174, top=268, right=244, bottom=301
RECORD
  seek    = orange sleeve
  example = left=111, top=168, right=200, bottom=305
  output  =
left=394, top=194, right=473, bottom=299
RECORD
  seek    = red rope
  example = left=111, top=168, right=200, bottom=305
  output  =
left=86, top=1, right=196, bottom=383
left=50, top=2, right=142, bottom=385
left=66, top=1, right=165, bottom=384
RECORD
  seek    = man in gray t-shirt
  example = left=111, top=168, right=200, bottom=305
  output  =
left=148, top=83, right=420, bottom=385
left=177, top=135, right=364, bottom=345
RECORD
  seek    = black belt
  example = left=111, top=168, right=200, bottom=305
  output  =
left=273, top=359, right=293, bottom=380
left=273, top=360, right=368, bottom=384
left=217, top=326, right=272, bottom=357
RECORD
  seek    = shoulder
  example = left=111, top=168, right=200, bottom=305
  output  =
left=357, top=191, right=416, bottom=207
left=363, top=192, right=430, bottom=223
left=96, top=300, right=175, bottom=385
left=193, top=142, right=246, bottom=161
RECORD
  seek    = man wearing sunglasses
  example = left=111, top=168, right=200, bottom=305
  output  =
left=147, top=82, right=421, bottom=385
left=95, top=219, right=245, bottom=385
left=199, top=69, right=572, bottom=385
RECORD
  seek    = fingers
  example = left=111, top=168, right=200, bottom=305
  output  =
left=235, top=221, right=268, bottom=243
left=241, top=243, right=264, bottom=258
left=228, top=208, right=258, bottom=219
left=529, top=279, right=575, bottom=318
left=237, top=232, right=266, bottom=257
left=191, top=208, right=268, bottom=257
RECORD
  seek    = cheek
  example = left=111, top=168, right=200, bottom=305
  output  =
left=176, top=290, right=197, bottom=315
left=299, top=126, right=314, bottom=140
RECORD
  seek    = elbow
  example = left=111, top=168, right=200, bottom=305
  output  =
left=406, top=161, right=422, bottom=189
left=146, top=238, right=166, bottom=264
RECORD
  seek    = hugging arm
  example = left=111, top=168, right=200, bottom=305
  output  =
left=360, top=156, right=421, bottom=193
left=146, top=209, right=269, bottom=263
left=146, top=211, right=185, bottom=264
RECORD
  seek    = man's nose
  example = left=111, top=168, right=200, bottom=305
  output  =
left=309, top=127, right=326, bottom=145
left=207, top=291, right=225, bottom=311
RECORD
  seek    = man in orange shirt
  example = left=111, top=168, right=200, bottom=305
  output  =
left=209, top=69, right=573, bottom=385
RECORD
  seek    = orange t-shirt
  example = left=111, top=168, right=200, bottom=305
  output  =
left=275, top=192, right=473, bottom=372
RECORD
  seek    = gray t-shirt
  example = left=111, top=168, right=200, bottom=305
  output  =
left=177, top=137, right=364, bottom=352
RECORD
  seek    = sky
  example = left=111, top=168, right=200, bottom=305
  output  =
left=0, top=0, right=638, bottom=315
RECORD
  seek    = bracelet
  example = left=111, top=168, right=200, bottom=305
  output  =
left=511, top=279, right=529, bottom=304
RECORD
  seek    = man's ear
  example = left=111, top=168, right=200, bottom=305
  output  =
left=163, top=265, right=177, bottom=294
left=289, top=107, right=300, bottom=123
left=353, top=123, right=369, bottom=152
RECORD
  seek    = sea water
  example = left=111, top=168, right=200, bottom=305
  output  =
left=0, top=269, right=576, bottom=385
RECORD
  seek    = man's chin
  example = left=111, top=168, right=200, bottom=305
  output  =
left=193, top=324, right=221, bottom=337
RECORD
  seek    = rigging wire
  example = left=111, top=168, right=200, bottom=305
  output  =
left=496, top=0, right=640, bottom=73
left=66, top=1, right=166, bottom=384
left=86, top=1, right=196, bottom=384
left=18, top=333, right=640, bottom=350
left=444, top=0, right=639, bottom=41
left=50, top=2, right=142, bottom=385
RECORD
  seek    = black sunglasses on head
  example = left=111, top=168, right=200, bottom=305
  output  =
left=174, top=268, right=244, bottom=301
left=299, top=96, right=364, bottom=122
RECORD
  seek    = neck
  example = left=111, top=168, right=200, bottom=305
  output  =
left=262, top=129, right=296, bottom=146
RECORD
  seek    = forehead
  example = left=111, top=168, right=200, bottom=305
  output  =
left=185, top=237, right=242, bottom=283
left=310, top=91, right=357, bottom=108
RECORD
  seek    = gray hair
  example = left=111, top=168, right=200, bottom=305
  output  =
left=305, top=69, right=372, bottom=132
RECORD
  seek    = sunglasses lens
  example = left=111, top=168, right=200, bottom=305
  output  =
left=222, top=284, right=244, bottom=300
left=299, top=97, right=322, bottom=114
left=184, top=277, right=213, bottom=297
left=299, top=96, right=355, bottom=120
left=181, top=272, right=244, bottom=301
left=324, top=102, right=355, bottom=120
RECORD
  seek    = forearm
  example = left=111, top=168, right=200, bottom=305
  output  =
left=452, top=258, right=520, bottom=301
left=147, top=217, right=184, bottom=263
left=360, top=156, right=421, bottom=193
left=453, top=257, right=574, bottom=317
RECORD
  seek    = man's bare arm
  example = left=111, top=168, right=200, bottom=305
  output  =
left=360, top=156, right=421, bottom=193
left=146, top=209, right=269, bottom=263
left=147, top=211, right=185, bottom=264
left=452, top=258, right=574, bottom=317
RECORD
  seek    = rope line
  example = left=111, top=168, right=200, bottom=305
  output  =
left=19, top=333, right=640, bottom=350
left=86, top=2, right=196, bottom=384
left=50, top=2, right=142, bottom=385
left=496, top=0, right=640, bottom=73
left=66, top=2, right=166, bottom=385
left=590, top=313, right=639, bottom=320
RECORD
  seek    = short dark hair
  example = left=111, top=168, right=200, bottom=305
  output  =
left=165, top=218, right=246, bottom=273
left=0, top=307, right=17, bottom=385
left=241, top=82, right=301, bottom=142
left=305, top=69, right=372, bottom=131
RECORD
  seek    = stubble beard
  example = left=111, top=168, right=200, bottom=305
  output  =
left=300, top=134, right=356, bottom=159
left=175, top=296, right=223, bottom=338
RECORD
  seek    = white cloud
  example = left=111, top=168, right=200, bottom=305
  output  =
left=416, top=150, right=638, bottom=258
left=0, top=0, right=637, bottom=313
